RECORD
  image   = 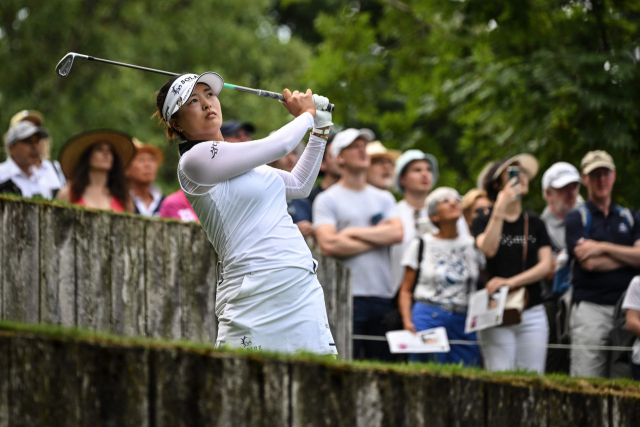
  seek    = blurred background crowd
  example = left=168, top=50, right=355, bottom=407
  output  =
left=2, top=0, right=640, bottom=380
left=3, top=110, right=640, bottom=381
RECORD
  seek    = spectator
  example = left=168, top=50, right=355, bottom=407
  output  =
left=57, top=130, right=135, bottom=213
left=565, top=150, right=640, bottom=378
left=366, top=141, right=400, bottom=191
left=220, top=120, right=255, bottom=142
left=269, top=145, right=313, bottom=238
left=9, top=110, right=67, bottom=192
left=622, top=276, right=640, bottom=381
left=307, top=134, right=340, bottom=205
left=314, top=128, right=403, bottom=361
left=399, top=187, right=482, bottom=366
left=126, top=138, right=165, bottom=216
left=389, top=150, right=439, bottom=294
left=159, top=189, right=199, bottom=222
left=461, top=189, right=492, bottom=230
left=472, top=154, right=552, bottom=374
left=0, top=121, right=63, bottom=198
left=539, top=162, right=581, bottom=373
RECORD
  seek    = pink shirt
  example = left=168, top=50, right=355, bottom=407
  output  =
left=159, top=189, right=199, bottom=222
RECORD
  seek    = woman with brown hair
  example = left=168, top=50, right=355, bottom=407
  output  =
left=153, top=71, right=335, bottom=355
left=56, top=130, right=135, bottom=212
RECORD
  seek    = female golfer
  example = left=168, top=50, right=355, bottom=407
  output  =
left=155, top=72, right=336, bottom=355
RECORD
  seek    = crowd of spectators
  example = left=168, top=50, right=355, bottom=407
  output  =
left=2, top=109, right=640, bottom=380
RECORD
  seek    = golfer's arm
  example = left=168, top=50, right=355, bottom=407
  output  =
left=343, top=218, right=403, bottom=246
left=315, top=224, right=376, bottom=257
left=476, top=214, right=504, bottom=258
left=626, top=309, right=640, bottom=337
left=181, top=113, right=314, bottom=185
left=598, top=241, right=640, bottom=267
left=271, top=134, right=326, bottom=199
left=399, top=267, right=417, bottom=324
left=579, top=255, right=624, bottom=272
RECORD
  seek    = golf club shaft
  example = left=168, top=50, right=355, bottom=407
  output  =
left=76, top=54, right=334, bottom=111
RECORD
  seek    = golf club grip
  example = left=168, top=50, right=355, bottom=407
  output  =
left=232, top=85, right=334, bottom=112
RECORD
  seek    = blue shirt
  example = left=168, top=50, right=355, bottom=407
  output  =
left=565, top=200, right=640, bottom=305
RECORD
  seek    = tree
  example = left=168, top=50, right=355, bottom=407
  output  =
left=0, top=0, right=311, bottom=191
left=284, top=0, right=640, bottom=209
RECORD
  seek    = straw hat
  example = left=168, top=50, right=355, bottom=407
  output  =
left=10, top=110, right=44, bottom=127
left=132, top=138, right=164, bottom=165
left=58, top=130, right=136, bottom=178
left=366, top=141, right=401, bottom=163
left=491, top=153, right=539, bottom=181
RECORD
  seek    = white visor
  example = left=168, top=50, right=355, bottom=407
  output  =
left=162, top=72, right=224, bottom=128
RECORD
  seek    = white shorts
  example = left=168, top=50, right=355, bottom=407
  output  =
left=215, top=267, right=338, bottom=356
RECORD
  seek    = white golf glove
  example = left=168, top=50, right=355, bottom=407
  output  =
left=312, top=94, right=333, bottom=129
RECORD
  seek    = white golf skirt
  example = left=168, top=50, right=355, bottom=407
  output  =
left=215, top=267, right=338, bottom=356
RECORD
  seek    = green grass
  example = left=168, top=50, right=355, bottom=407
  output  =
left=1, top=320, right=639, bottom=397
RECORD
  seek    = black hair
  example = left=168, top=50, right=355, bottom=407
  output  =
left=483, top=159, right=509, bottom=202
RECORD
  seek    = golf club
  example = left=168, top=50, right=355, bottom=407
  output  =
left=56, top=52, right=334, bottom=112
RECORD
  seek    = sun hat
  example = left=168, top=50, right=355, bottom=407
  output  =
left=541, top=162, right=581, bottom=192
left=580, top=150, right=615, bottom=175
left=58, top=130, right=136, bottom=179
left=10, top=110, right=44, bottom=127
left=5, top=121, right=50, bottom=147
left=366, top=141, right=401, bottom=163
left=132, top=138, right=164, bottom=165
left=330, top=128, right=375, bottom=159
left=220, top=120, right=256, bottom=137
left=491, top=153, right=539, bottom=181
left=394, top=150, right=439, bottom=194
left=162, top=72, right=224, bottom=127
left=426, top=187, right=460, bottom=216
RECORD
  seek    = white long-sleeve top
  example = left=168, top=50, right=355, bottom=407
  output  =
left=177, top=113, right=325, bottom=296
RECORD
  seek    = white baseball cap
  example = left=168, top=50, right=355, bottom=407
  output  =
left=542, top=162, right=581, bottom=192
left=162, top=72, right=224, bottom=128
left=5, top=121, right=50, bottom=147
left=394, top=150, right=438, bottom=194
left=330, top=128, right=375, bottom=159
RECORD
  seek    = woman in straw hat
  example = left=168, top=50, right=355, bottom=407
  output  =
left=56, top=130, right=135, bottom=213
left=470, top=154, right=552, bottom=374
left=153, top=72, right=336, bottom=355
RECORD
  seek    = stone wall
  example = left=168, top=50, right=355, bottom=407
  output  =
left=0, top=327, right=638, bottom=427
left=0, top=197, right=352, bottom=358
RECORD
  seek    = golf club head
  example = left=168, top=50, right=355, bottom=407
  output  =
left=56, top=53, right=81, bottom=77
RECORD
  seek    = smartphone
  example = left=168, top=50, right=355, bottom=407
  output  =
left=507, top=166, right=520, bottom=199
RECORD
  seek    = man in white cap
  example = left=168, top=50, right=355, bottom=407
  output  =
left=365, top=141, right=401, bottom=191
left=0, top=121, right=64, bottom=198
left=313, top=128, right=403, bottom=361
left=566, top=150, right=640, bottom=378
left=539, top=161, right=582, bottom=374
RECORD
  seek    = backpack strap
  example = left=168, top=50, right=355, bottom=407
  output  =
left=577, top=204, right=592, bottom=237
left=413, top=237, right=425, bottom=288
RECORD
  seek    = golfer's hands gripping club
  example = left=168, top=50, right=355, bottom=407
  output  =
left=312, top=94, right=333, bottom=129
left=282, top=89, right=316, bottom=118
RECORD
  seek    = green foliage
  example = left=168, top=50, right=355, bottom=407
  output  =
left=293, top=0, right=640, bottom=210
left=0, top=0, right=311, bottom=192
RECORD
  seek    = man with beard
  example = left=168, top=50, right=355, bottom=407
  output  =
left=366, top=141, right=400, bottom=191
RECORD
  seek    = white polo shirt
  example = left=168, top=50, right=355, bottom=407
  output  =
left=0, top=157, right=64, bottom=198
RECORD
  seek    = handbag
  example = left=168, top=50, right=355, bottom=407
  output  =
left=501, top=213, right=530, bottom=326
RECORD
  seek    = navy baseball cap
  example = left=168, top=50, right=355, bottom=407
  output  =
left=220, top=120, right=256, bottom=137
